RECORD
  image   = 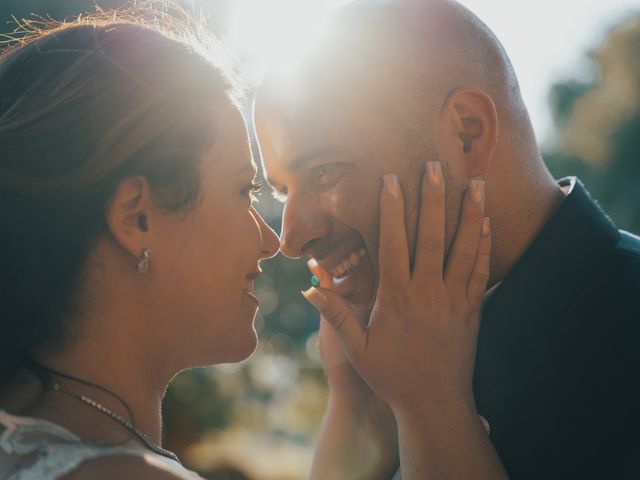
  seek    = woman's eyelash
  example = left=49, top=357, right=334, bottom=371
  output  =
left=249, top=180, right=263, bottom=194
left=243, top=180, right=264, bottom=201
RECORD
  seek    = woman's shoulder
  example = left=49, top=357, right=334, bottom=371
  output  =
left=0, top=409, right=202, bottom=480
left=62, top=452, right=204, bottom=480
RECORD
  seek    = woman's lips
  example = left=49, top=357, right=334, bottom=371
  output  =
left=244, top=269, right=261, bottom=306
left=244, top=289, right=259, bottom=305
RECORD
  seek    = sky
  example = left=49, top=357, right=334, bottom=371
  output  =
left=222, top=0, right=640, bottom=145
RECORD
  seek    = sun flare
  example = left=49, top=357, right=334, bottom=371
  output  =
left=226, top=0, right=337, bottom=83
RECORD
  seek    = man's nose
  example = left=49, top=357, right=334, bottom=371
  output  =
left=279, top=196, right=329, bottom=258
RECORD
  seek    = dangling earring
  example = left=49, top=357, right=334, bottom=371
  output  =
left=135, top=248, right=151, bottom=274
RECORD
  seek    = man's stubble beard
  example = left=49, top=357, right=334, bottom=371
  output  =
left=353, top=143, right=458, bottom=326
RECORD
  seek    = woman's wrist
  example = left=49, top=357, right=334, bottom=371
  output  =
left=327, top=383, right=372, bottom=405
left=314, top=387, right=399, bottom=480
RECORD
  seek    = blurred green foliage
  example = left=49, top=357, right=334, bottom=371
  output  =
left=544, top=13, right=640, bottom=233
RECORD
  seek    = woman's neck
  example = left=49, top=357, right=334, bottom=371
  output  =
left=18, top=331, right=172, bottom=448
left=50, top=367, right=165, bottom=445
left=1, top=249, right=180, bottom=450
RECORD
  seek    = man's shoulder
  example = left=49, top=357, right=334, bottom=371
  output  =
left=609, top=229, right=640, bottom=284
left=597, top=228, right=640, bottom=315
left=563, top=227, right=640, bottom=324
left=616, top=229, right=640, bottom=259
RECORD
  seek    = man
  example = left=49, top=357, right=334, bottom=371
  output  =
left=255, top=0, right=640, bottom=478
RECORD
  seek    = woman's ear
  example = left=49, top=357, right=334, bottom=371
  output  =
left=437, top=87, right=498, bottom=178
left=105, top=176, right=154, bottom=259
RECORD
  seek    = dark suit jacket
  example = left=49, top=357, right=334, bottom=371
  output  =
left=473, top=177, right=640, bottom=479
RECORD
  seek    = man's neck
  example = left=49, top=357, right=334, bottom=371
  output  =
left=486, top=166, right=567, bottom=288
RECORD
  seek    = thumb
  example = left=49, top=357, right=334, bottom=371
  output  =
left=318, top=317, right=347, bottom=368
left=302, top=287, right=367, bottom=361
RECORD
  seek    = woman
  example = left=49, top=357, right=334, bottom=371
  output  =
left=0, top=8, right=504, bottom=480
left=0, top=10, right=279, bottom=478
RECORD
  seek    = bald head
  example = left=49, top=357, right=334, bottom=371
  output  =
left=258, top=0, right=532, bottom=143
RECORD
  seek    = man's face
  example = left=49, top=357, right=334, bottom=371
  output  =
left=256, top=89, right=436, bottom=319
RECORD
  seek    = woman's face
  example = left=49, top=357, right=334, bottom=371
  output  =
left=150, top=103, right=279, bottom=366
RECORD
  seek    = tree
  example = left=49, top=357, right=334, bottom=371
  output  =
left=545, top=13, right=640, bottom=233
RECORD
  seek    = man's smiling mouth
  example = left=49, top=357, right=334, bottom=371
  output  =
left=327, top=246, right=367, bottom=279
left=311, top=241, right=376, bottom=305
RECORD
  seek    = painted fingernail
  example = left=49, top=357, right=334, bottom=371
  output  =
left=427, top=161, right=443, bottom=186
left=482, top=217, right=491, bottom=237
left=302, top=287, right=328, bottom=309
left=383, top=174, right=400, bottom=198
left=470, top=179, right=485, bottom=204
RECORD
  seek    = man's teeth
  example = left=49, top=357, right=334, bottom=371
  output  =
left=331, top=247, right=366, bottom=278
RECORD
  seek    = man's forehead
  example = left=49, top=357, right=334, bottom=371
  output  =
left=257, top=96, right=361, bottom=158
left=261, top=126, right=359, bottom=184
left=257, top=86, right=355, bottom=128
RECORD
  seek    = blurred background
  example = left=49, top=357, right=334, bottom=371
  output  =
left=1, top=1, right=639, bottom=478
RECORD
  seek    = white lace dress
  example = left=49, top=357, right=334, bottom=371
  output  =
left=0, top=410, right=204, bottom=479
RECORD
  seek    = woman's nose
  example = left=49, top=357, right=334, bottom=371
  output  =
left=254, top=208, right=280, bottom=259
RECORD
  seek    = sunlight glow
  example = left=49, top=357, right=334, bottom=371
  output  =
left=223, top=0, right=639, bottom=140
left=226, top=0, right=337, bottom=84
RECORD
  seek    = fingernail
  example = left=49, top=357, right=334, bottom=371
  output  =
left=426, top=161, right=443, bottom=186
left=383, top=174, right=400, bottom=198
left=470, top=179, right=485, bottom=204
left=302, top=287, right=328, bottom=309
left=481, top=217, right=491, bottom=237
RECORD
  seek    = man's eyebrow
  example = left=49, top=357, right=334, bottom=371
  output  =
left=288, top=145, right=346, bottom=171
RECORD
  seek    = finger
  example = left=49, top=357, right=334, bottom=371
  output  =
left=379, top=174, right=410, bottom=292
left=412, top=161, right=446, bottom=286
left=302, top=287, right=367, bottom=364
left=309, top=260, right=346, bottom=364
left=467, top=217, right=492, bottom=308
left=307, top=258, right=333, bottom=288
left=444, top=179, right=485, bottom=295
left=317, top=315, right=348, bottom=368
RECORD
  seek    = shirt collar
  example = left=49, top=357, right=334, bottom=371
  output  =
left=473, top=177, right=620, bottom=393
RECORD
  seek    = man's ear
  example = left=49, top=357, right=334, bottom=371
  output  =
left=437, top=88, right=498, bottom=178
left=105, top=176, right=154, bottom=259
